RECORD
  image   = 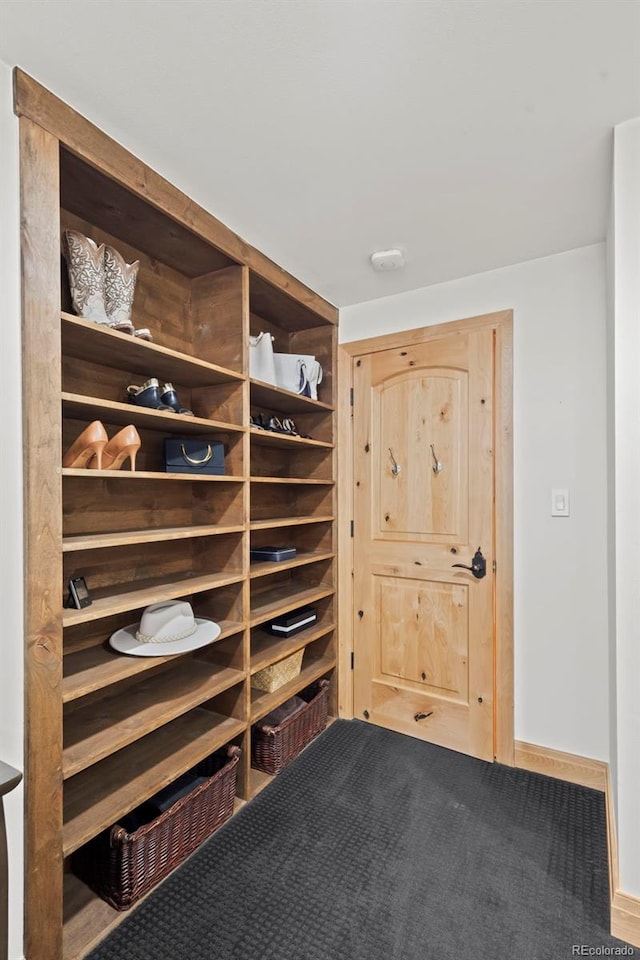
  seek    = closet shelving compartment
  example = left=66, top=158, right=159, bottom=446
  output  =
left=17, top=70, right=338, bottom=960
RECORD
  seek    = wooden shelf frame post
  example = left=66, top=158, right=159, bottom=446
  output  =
left=20, top=114, right=64, bottom=960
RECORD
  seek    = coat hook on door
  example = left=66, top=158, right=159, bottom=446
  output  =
left=430, top=444, right=442, bottom=475
left=388, top=448, right=401, bottom=477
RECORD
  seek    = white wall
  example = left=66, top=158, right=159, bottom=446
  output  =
left=0, top=59, right=25, bottom=960
left=611, top=117, right=640, bottom=897
left=605, top=198, right=618, bottom=812
left=341, top=244, right=610, bottom=762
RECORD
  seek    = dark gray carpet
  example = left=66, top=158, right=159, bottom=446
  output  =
left=88, top=719, right=629, bottom=960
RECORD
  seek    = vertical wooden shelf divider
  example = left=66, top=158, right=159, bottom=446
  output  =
left=15, top=69, right=339, bottom=959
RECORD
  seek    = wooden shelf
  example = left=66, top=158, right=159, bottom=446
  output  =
left=63, top=662, right=243, bottom=779
left=249, top=551, right=334, bottom=580
left=63, top=709, right=245, bottom=856
left=250, top=622, right=335, bottom=674
left=250, top=584, right=334, bottom=627
left=62, top=570, right=245, bottom=627
left=250, top=514, right=334, bottom=530
left=63, top=524, right=244, bottom=553
left=63, top=392, right=245, bottom=436
left=249, top=768, right=273, bottom=798
left=250, top=379, right=333, bottom=414
left=249, top=427, right=333, bottom=450
left=249, top=271, right=336, bottom=330
left=62, top=313, right=244, bottom=387
left=62, top=467, right=244, bottom=482
left=250, top=476, right=333, bottom=486
left=63, top=620, right=244, bottom=702
left=20, top=76, right=338, bottom=960
left=64, top=873, right=130, bottom=960
left=250, top=656, right=336, bottom=723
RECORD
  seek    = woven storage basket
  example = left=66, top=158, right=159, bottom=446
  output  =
left=251, top=647, right=304, bottom=694
left=251, top=678, right=330, bottom=776
left=71, top=745, right=240, bottom=910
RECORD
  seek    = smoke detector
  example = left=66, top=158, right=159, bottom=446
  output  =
left=370, top=248, right=405, bottom=272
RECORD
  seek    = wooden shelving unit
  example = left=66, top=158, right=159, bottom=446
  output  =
left=250, top=621, right=336, bottom=674
left=249, top=550, right=335, bottom=579
left=62, top=392, right=245, bottom=436
left=61, top=570, right=246, bottom=626
left=61, top=467, right=243, bottom=482
left=249, top=427, right=333, bottom=450
left=250, top=656, right=337, bottom=723
left=63, top=619, right=244, bottom=702
left=62, top=312, right=245, bottom=386
left=63, top=712, right=247, bottom=857
left=16, top=69, right=338, bottom=959
left=250, top=379, right=334, bottom=413
left=249, top=585, right=335, bottom=627
left=62, top=524, right=245, bottom=552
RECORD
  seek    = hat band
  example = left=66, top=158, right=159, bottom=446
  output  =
left=135, top=622, right=198, bottom=644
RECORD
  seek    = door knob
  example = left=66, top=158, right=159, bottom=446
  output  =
left=452, top=547, right=487, bottom=579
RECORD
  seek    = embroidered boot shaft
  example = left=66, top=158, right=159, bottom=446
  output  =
left=63, top=230, right=110, bottom=325
left=104, top=244, right=140, bottom=329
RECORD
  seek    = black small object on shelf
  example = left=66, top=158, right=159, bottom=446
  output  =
left=250, top=546, right=297, bottom=562
left=264, top=605, right=317, bottom=636
left=64, top=576, right=92, bottom=609
left=164, top=438, right=225, bottom=475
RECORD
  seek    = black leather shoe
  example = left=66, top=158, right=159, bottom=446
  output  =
left=127, top=378, right=175, bottom=412
left=160, top=382, right=194, bottom=416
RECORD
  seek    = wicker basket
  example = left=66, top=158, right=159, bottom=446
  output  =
left=71, top=745, right=241, bottom=910
left=251, top=648, right=304, bottom=693
left=251, top=679, right=330, bottom=776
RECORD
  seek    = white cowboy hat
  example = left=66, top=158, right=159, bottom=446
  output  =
left=109, top=599, right=221, bottom=657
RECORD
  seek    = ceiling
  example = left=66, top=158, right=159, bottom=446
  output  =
left=1, top=0, right=638, bottom=306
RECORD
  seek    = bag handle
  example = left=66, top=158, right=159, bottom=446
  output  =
left=181, top=443, right=213, bottom=466
left=296, top=359, right=312, bottom=397
left=249, top=332, right=274, bottom=346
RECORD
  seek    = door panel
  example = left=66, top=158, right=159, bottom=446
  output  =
left=353, top=329, right=495, bottom=761
left=375, top=575, right=468, bottom=699
left=375, top=369, right=468, bottom=541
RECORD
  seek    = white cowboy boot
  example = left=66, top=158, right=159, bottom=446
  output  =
left=103, top=245, right=140, bottom=334
left=63, top=230, right=110, bottom=324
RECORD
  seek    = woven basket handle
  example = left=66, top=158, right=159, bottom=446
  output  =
left=110, top=825, right=130, bottom=847
left=257, top=678, right=331, bottom=736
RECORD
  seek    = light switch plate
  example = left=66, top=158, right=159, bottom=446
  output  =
left=551, top=488, right=570, bottom=517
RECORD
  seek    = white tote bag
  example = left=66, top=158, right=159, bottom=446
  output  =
left=305, top=359, right=323, bottom=400
left=249, top=332, right=276, bottom=384
left=273, top=353, right=311, bottom=396
left=273, top=353, right=323, bottom=399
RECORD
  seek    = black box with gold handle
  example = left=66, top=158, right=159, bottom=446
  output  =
left=163, top=438, right=225, bottom=475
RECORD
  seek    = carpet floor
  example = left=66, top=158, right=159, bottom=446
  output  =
left=88, top=719, right=629, bottom=960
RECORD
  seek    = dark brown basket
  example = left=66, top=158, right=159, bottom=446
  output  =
left=251, top=678, right=330, bottom=776
left=72, top=745, right=241, bottom=910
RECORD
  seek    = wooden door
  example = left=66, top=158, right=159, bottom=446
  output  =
left=352, top=326, right=495, bottom=760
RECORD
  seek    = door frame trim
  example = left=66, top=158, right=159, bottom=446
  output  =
left=337, top=310, right=514, bottom=764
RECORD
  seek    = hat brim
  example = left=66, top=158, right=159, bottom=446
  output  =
left=109, top=618, right=221, bottom=657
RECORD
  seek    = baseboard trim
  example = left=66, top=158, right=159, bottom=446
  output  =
left=612, top=895, right=640, bottom=949
left=514, top=740, right=607, bottom=791
left=604, top=766, right=640, bottom=948
left=514, top=740, right=639, bottom=948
